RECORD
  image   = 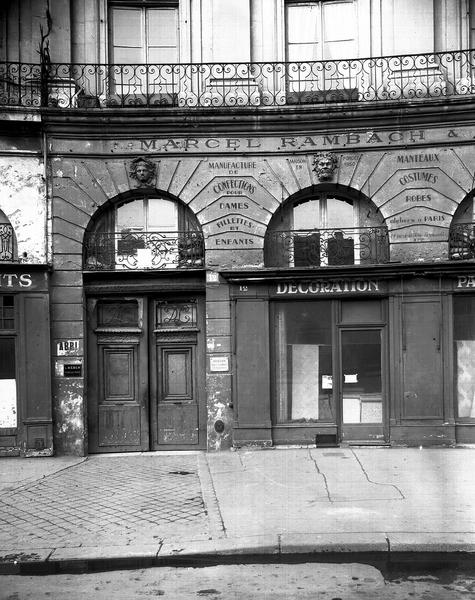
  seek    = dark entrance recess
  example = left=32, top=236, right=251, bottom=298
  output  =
left=87, top=294, right=206, bottom=452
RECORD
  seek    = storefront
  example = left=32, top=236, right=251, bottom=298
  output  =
left=228, top=267, right=472, bottom=447
left=0, top=267, right=52, bottom=456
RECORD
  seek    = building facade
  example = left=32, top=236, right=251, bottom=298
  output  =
left=1, top=0, right=475, bottom=456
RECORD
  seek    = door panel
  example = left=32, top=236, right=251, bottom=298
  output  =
left=150, top=298, right=204, bottom=450
left=162, top=348, right=192, bottom=400
left=97, top=346, right=142, bottom=447
left=402, top=300, right=443, bottom=419
left=98, top=405, right=142, bottom=446
left=157, top=404, right=199, bottom=445
left=152, top=341, right=199, bottom=448
left=87, top=297, right=149, bottom=453
left=103, top=348, right=135, bottom=400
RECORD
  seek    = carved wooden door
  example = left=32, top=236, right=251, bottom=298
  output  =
left=87, top=295, right=205, bottom=453
left=87, top=297, right=149, bottom=453
left=150, top=298, right=205, bottom=450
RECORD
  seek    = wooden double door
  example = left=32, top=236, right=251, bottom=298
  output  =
left=87, top=295, right=205, bottom=453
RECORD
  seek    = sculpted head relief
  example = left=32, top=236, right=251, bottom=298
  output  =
left=313, top=152, right=338, bottom=181
left=129, top=157, right=157, bottom=187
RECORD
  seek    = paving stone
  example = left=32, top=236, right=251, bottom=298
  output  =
left=0, top=455, right=218, bottom=549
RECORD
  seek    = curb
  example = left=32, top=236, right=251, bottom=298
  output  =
left=2, top=535, right=475, bottom=575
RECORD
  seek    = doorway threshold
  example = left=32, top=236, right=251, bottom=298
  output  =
left=342, top=441, right=391, bottom=447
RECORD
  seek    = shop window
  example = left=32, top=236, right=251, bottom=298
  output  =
left=285, top=1, right=358, bottom=103
left=273, top=301, right=334, bottom=423
left=264, top=191, right=388, bottom=268
left=0, top=296, right=16, bottom=429
left=0, top=295, right=14, bottom=329
left=454, top=296, right=475, bottom=419
left=109, top=1, right=179, bottom=104
left=84, top=195, right=203, bottom=270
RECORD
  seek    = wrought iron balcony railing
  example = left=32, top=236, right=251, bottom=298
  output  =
left=264, top=226, right=390, bottom=268
left=83, top=230, right=204, bottom=270
left=0, top=224, right=15, bottom=261
left=449, top=223, right=475, bottom=260
left=1, top=49, right=475, bottom=109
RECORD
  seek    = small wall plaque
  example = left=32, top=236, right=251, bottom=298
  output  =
left=210, top=356, right=229, bottom=372
left=63, top=363, right=83, bottom=378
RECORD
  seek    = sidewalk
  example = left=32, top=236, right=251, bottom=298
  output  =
left=0, top=447, right=474, bottom=573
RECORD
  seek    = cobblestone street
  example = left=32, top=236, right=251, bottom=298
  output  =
left=0, top=455, right=218, bottom=549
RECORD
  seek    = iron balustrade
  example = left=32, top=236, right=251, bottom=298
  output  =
left=83, top=230, right=204, bottom=271
left=449, top=223, right=475, bottom=260
left=264, top=226, right=390, bottom=268
left=0, top=224, right=14, bottom=261
left=1, top=49, right=475, bottom=109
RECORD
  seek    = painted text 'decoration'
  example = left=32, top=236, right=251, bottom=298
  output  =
left=276, top=280, right=380, bottom=294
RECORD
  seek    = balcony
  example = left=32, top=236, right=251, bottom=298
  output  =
left=449, top=223, right=475, bottom=260
left=1, top=49, right=475, bottom=110
left=0, top=224, right=15, bottom=261
left=83, top=230, right=204, bottom=271
left=264, top=227, right=390, bottom=268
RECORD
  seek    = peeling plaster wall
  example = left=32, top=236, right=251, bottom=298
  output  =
left=53, top=381, right=85, bottom=456
left=0, top=157, right=47, bottom=262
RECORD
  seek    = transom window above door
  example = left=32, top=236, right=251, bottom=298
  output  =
left=84, top=195, right=204, bottom=271
left=264, top=190, right=389, bottom=268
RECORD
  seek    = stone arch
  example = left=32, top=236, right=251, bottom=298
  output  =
left=82, top=189, right=203, bottom=270
left=264, top=183, right=388, bottom=267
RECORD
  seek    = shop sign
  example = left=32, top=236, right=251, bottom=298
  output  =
left=275, top=279, right=383, bottom=295
left=456, top=275, right=475, bottom=289
left=0, top=272, right=47, bottom=291
left=0, top=273, right=33, bottom=289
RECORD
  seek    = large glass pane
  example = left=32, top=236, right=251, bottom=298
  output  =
left=325, top=197, right=354, bottom=229
left=147, top=8, right=179, bottom=55
left=274, top=301, right=334, bottom=423
left=110, top=8, right=143, bottom=59
left=322, top=1, right=355, bottom=59
left=287, top=3, right=320, bottom=60
left=117, top=200, right=145, bottom=232
left=294, top=199, right=319, bottom=230
left=147, top=198, right=178, bottom=231
left=341, top=330, right=382, bottom=424
left=0, top=337, right=16, bottom=428
left=454, top=296, right=475, bottom=418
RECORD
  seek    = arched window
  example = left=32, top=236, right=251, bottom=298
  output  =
left=84, top=195, right=203, bottom=270
left=449, top=194, right=475, bottom=260
left=0, top=210, right=16, bottom=262
left=264, top=189, right=388, bottom=267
